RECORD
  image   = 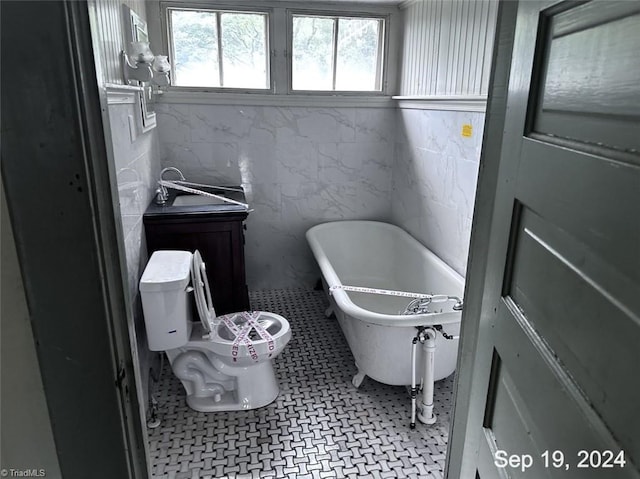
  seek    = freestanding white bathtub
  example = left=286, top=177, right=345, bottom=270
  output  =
left=306, top=220, right=464, bottom=388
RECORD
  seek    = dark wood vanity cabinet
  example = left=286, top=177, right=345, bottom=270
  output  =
left=143, top=211, right=250, bottom=315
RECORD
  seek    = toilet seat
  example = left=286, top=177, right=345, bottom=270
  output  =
left=189, top=250, right=290, bottom=363
left=210, top=311, right=287, bottom=361
left=191, top=250, right=216, bottom=333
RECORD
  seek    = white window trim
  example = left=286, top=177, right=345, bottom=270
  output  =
left=156, top=89, right=396, bottom=108
left=149, top=0, right=400, bottom=105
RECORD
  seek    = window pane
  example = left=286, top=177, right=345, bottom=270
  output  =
left=221, top=13, right=268, bottom=89
left=335, top=18, right=381, bottom=91
left=292, top=16, right=335, bottom=91
left=170, top=10, right=220, bottom=87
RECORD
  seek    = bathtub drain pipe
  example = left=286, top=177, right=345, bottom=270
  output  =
left=418, top=328, right=438, bottom=425
left=410, top=335, right=419, bottom=429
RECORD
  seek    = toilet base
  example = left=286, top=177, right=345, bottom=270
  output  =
left=175, top=356, right=281, bottom=413
left=186, top=384, right=278, bottom=413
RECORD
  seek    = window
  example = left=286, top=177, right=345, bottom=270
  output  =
left=291, top=14, right=384, bottom=92
left=168, top=8, right=269, bottom=89
left=161, top=4, right=390, bottom=95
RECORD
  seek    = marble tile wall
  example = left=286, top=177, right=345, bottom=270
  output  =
left=392, top=108, right=484, bottom=276
left=107, top=102, right=161, bottom=410
left=155, top=104, right=396, bottom=289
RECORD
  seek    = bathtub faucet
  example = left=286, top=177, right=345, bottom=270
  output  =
left=402, top=295, right=463, bottom=315
left=404, top=298, right=432, bottom=315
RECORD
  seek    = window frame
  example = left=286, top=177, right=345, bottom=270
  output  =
left=287, top=10, right=388, bottom=95
left=163, top=3, right=274, bottom=93
left=156, top=2, right=392, bottom=98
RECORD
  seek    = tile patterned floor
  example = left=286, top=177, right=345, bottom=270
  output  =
left=148, top=289, right=455, bottom=479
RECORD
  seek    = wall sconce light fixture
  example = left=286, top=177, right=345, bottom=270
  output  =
left=121, top=41, right=171, bottom=86
left=152, top=55, right=171, bottom=87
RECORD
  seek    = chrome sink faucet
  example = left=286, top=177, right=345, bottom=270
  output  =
left=155, top=167, right=185, bottom=204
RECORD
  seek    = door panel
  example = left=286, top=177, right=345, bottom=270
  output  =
left=483, top=298, right=632, bottom=478
left=448, top=1, right=640, bottom=477
left=482, top=353, right=553, bottom=479
left=508, top=209, right=640, bottom=434
left=518, top=140, right=640, bottom=281
left=531, top=2, right=640, bottom=151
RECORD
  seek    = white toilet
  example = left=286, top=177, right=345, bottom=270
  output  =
left=140, top=250, right=291, bottom=412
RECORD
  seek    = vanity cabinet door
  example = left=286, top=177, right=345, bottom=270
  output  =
left=144, top=216, right=250, bottom=315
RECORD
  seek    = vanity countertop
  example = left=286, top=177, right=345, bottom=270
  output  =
left=144, top=186, right=249, bottom=220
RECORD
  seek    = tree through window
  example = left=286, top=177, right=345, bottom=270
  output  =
left=291, top=14, right=384, bottom=92
left=169, top=8, right=268, bottom=89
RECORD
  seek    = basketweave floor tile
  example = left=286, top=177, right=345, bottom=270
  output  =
left=148, top=289, right=455, bottom=478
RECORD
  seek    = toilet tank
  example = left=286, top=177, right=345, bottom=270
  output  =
left=140, top=250, right=194, bottom=351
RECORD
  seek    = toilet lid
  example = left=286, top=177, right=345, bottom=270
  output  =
left=191, top=250, right=216, bottom=332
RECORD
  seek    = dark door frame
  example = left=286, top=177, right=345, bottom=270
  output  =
left=1, top=2, right=147, bottom=477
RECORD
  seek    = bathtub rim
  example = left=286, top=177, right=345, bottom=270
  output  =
left=306, top=220, right=464, bottom=328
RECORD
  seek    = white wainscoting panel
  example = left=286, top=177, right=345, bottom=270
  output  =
left=399, top=0, right=498, bottom=97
